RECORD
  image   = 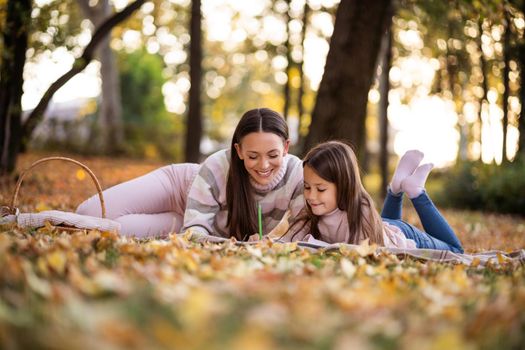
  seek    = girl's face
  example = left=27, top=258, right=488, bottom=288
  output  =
left=303, top=165, right=338, bottom=216
left=235, top=132, right=290, bottom=186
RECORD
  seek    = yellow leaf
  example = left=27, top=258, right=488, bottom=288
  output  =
left=284, top=241, right=298, bottom=252
left=36, top=256, right=50, bottom=277
left=76, top=169, right=86, bottom=181
left=181, top=229, right=193, bottom=240
left=36, top=202, right=52, bottom=212
left=47, top=250, right=67, bottom=275
left=355, top=240, right=377, bottom=257
left=181, top=252, right=198, bottom=272
left=470, top=257, right=481, bottom=268
left=43, top=221, right=54, bottom=232
left=338, top=244, right=353, bottom=257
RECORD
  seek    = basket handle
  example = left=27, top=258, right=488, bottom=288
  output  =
left=6, top=156, right=106, bottom=218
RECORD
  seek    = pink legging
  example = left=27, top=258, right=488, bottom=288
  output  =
left=76, top=163, right=200, bottom=238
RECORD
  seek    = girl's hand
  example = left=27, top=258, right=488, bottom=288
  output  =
left=247, top=234, right=278, bottom=243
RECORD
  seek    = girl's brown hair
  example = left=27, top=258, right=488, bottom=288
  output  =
left=226, top=108, right=289, bottom=240
left=291, top=141, right=384, bottom=245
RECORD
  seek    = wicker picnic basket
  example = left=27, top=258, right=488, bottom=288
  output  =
left=0, top=157, right=120, bottom=232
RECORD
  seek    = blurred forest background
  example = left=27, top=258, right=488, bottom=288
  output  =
left=1, top=0, right=525, bottom=215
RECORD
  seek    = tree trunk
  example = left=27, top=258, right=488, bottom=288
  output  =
left=516, top=1, right=525, bottom=162
left=446, top=10, right=467, bottom=162
left=283, top=0, right=292, bottom=121
left=519, top=18, right=525, bottom=162
left=77, top=0, right=124, bottom=154
left=519, top=51, right=525, bottom=161
left=502, top=9, right=511, bottom=163
left=0, top=0, right=32, bottom=176
left=476, top=16, right=489, bottom=160
left=98, top=33, right=124, bottom=154
left=303, top=0, right=392, bottom=160
left=378, top=11, right=393, bottom=200
left=295, top=0, right=310, bottom=153
left=185, top=0, right=203, bottom=162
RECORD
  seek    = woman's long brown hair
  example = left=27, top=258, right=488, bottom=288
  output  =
left=290, top=141, right=384, bottom=245
left=226, top=108, right=289, bottom=240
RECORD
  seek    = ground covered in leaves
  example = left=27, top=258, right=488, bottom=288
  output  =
left=1, top=152, right=524, bottom=349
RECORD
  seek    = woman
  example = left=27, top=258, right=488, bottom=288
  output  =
left=181, top=108, right=304, bottom=240
left=77, top=108, right=304, bottom=240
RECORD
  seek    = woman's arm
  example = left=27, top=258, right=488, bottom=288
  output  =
left=181, top=150, right=229, bottom=237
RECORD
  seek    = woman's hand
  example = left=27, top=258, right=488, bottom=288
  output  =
left=247, top=233, right=262, bottom=242
left=267, top=210, right=289, bottom=239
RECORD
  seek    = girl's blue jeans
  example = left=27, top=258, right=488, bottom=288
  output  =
left=380, top=189, right=464, bottom=253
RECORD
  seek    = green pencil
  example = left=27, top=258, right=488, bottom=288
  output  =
left=257, top=202, right=263, bottom=239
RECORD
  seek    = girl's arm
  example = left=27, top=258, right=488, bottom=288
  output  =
left=279, top=216, right=310, bottom=242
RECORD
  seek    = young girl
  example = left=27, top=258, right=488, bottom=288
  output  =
left=283, top=141, right=464, bottom=253
left=77, top=108, right=304, bottom=240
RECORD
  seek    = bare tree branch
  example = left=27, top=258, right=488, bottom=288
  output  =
left=22, top=0, right=146, bottom=144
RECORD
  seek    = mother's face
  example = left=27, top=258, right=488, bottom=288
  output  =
left=234, top=131, right=290, bottom=186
